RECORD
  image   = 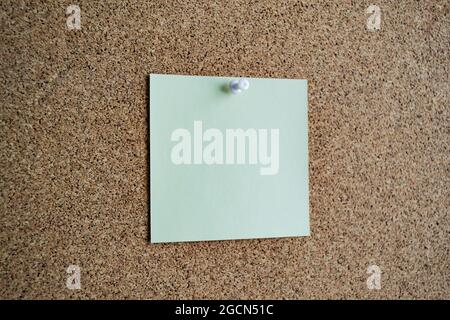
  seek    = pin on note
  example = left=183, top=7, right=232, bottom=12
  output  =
left=229, top=78, right=250, bottom=94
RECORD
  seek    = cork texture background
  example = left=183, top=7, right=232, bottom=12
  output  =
left=1, top=0, right=449, bottom=299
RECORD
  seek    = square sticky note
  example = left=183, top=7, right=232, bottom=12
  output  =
left=150, top=74, right=309, bottom=243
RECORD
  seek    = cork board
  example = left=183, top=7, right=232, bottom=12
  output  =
left=1, top=0, right=448, bottom=299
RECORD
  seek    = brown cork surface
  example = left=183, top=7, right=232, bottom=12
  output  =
left=1, top=0, right=449, bottom=299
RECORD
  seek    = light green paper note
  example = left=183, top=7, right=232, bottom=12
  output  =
left=150, top=74, right=309, bottom=243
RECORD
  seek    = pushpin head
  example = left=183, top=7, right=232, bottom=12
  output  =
left=229, top=79, right=250, bottom=94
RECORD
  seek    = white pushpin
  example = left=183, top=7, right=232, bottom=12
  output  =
left=229, top=78, right=250, bottom=94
